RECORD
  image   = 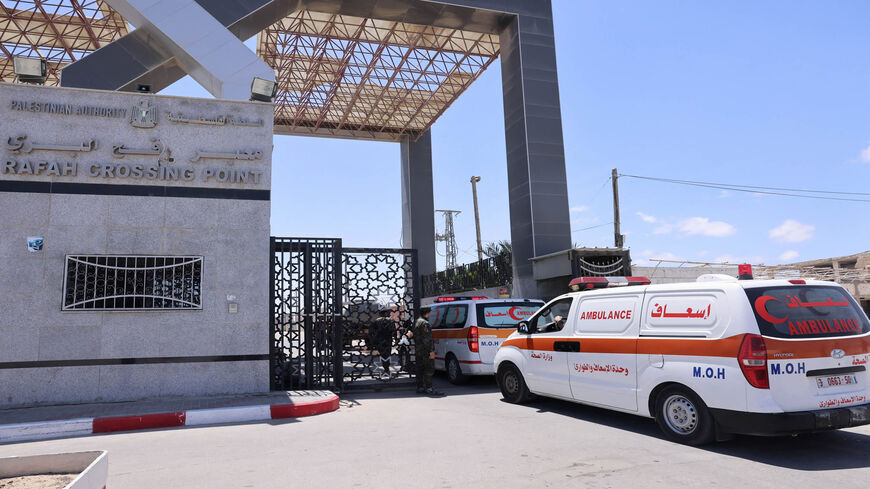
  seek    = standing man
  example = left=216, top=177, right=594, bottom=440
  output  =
left=412, top=306, right=444, bottom=396
left=371, top=306, right=395, bottom=380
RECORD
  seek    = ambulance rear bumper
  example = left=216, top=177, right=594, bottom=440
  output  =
left=461, top=362, right=495, bottom=376
left=710, top=403, right=870, bottom=435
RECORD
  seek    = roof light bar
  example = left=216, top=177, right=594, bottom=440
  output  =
left=568, top=276, right=651, bottom=291
left=435, top=296, right=488, bottom=302
left=738, top=264, right=753, bottom=281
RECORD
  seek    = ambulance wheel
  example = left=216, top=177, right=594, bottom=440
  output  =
left=655, top=386, right=715, bottom=445
left=498, top=364, right=530, bottom=404
left=446, top=355, right=468, bottom=385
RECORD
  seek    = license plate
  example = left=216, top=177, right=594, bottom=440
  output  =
left=815, top=375, right=859, bottom=389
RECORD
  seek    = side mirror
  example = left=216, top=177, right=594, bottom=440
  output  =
left=517, top=321, right=530, bottom=335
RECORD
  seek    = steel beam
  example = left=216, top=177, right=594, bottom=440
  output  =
left=61, top=0, right=299, bottom=95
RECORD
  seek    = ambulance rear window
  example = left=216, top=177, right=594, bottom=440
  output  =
left=478, top=302, right=543, bottom=328
left=432, top=305, right=467, bottom=329
left=744, top=286, right=870, bottom=339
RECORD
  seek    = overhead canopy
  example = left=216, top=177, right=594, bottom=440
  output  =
left=257, top=9, right=500, bottom=141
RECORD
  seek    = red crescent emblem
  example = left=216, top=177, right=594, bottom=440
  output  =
left=754, top=296, right=788, bottom=324
left=508, top=307, right=522, bottom=321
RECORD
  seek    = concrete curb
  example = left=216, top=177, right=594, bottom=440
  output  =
left=0, top=395, right=339, bottom=445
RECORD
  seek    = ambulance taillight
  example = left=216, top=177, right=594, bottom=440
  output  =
left=467, top=326, right=479, bottom=353
left=738, top=334, right=769, bottom=389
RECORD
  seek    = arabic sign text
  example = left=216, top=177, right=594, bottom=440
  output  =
left=573, top=363, right=630, bottom=376
left=650, top=303, right=712, bottom=320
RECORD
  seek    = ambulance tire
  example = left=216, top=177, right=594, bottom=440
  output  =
left=654, top=386, right=715, bottom=446
left=446, top=355, right=469, bottom=385
left=498, top=363, right=531, bottom=404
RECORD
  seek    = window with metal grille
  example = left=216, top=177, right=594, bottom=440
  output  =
left=63, top=256, right=203, bottom=311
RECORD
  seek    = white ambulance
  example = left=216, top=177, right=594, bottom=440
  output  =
left=429, top=297, right=545, bottom=384
left=493, top=269, right=870, bottom=445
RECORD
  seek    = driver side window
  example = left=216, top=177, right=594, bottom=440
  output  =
left=530, top=298, right=573, bottom=334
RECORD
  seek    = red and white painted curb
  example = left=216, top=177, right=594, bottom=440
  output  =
left=0, top=394, right=339, bottom=445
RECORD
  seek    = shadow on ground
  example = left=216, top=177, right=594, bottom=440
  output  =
left=516, top=394, right=870, bottom=471
left=338, top=372, right=499, bottom=402
left=340, top=372, right=870, bottom=471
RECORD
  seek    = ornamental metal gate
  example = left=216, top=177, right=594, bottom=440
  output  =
left=271, top=238, right=342, bottom=390
left=341, top=248, right=419, bottom=389
left=270, top=238, right=420, bottom=391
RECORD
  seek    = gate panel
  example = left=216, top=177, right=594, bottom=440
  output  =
left=341, top=248, right=420, bottom=388
left=270, top=238, right=341, bottom=390
left=270, top=238, right=419, bottom=391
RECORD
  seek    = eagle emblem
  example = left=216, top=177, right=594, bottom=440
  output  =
left=130, top=99, right=157, bottom=128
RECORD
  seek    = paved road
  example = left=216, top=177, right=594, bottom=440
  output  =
left=2, top=376, right=870, bottom=488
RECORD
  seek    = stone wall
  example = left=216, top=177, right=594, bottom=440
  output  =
left=0, top=83, right=272, bottom=407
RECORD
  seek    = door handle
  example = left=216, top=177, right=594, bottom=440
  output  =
left=553, top=341, right=580, bottom=352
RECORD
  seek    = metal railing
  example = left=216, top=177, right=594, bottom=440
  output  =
left=570, top=250, right=632, bottom=277
left=422, top=253, right=512, bottom=297
left=648, top=259, right=870, bottom=282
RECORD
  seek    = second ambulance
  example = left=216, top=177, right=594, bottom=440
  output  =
left=429, top=297, right=544, bottom=384
left=493, top=268, right=870, bottom=445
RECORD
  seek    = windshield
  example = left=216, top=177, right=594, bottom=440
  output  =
left=478, top=302, right=543, bottom=328
left=744, top=285, right=870, bottom=339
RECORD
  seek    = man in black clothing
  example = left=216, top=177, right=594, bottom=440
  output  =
left=370, top=306, right=395, bottom=379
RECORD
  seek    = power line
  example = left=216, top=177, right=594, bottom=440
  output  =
left=572, top=221, right=614, bottom=233
left=620, top=173, right=870, bottom=196
left=619, top=173, right=870, bottom=203
left=588, top=176, right=612, bottom=203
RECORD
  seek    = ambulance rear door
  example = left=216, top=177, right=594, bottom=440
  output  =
left=429, top=305, right=449, bottom=370
left=431, top=303, right=469, bottom=368
left=745, top=283, right=870, bottom=412
left=475, top=301, right=544, bottom=365
left=568, top=292, right=641, bottom=411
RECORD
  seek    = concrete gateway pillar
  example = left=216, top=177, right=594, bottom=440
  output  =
left=400, top=130, right=436, bottom=277
left=499, top=6, right=573, bottom=297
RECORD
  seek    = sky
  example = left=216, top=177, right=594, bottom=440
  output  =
left=163, top=0, right=870, bottom=269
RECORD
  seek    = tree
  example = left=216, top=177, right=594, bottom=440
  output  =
left=483, top=240, right=512, bottom=259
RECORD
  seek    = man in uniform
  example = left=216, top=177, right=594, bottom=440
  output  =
left=412, top=306, right=444, bottom=395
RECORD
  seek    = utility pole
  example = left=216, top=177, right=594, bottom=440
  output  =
left=470, top=176, right=483, bottom=262
left=612, top=168, right=624, bottom=248
left=435, top=210, right=461, bottom=270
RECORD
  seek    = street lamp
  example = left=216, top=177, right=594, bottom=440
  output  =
left=250, top=77, right=278, bottom=102
left=470, top=176, right=483, bottom=262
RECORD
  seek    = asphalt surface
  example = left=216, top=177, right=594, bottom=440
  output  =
left=2, top=376, right=870, bottom=488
